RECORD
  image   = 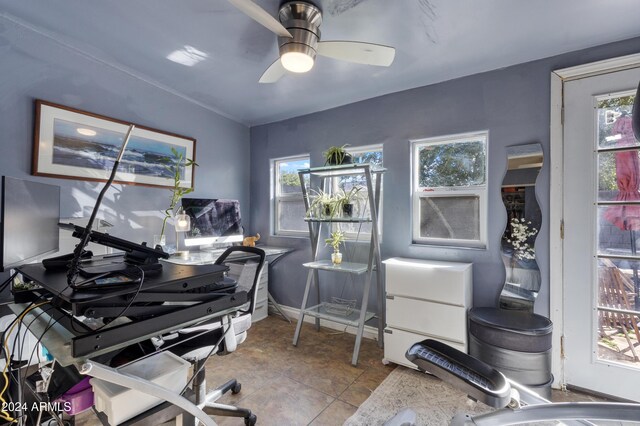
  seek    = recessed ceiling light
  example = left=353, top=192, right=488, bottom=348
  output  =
left=77, top=128, right=97, bottom=136
left=167, top=45, right=209, bottom=66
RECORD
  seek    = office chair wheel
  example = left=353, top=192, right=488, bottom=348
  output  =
left=244, top=413, right=257, bottom=426
left=232, top=382, right=242, bottom=394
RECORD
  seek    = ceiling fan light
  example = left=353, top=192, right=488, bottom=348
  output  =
left=281, top=51, right=314, bottom=73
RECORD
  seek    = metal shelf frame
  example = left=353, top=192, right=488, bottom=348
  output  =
left=292, top=163, right=384, bottom=365
left=302, top=303, right=376, bottom=327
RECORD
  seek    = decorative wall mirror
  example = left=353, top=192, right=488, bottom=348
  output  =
left=499, top=143, right=543, bottom=311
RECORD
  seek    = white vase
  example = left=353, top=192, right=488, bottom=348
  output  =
left=331, top=251, right=342, bottom=265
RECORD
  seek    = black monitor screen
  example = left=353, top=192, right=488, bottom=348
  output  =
left=182, top=199, right=243, bottom=247
left=1, top=176, right=60, bottom=271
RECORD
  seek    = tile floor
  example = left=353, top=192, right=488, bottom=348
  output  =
left=211, top=316, right=606, bottom=425
left=75, top=313, right=609, bottom=425
left=204, top=315, right=395, bottom=425
left=75, top=314, right=394, bottom=426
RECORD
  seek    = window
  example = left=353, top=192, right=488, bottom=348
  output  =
left=412, top=131, right=488, bottom=248
left=337, top=144, right=383, bottom=240
left=273, top=155, right=310, bottom=236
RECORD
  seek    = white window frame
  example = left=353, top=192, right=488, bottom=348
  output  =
left=272, top=154, right=310, bottom=237
left=347, top=143, right=383, bottom=167
left=339, top=144, right=383, bottom=241
left=411, top=131, right=488, bottom=248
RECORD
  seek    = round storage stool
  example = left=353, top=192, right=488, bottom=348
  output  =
left=468, top=307, right=553, bottom=399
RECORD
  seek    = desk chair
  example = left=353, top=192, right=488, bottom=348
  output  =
left=158, top=246, right=265, bottom=426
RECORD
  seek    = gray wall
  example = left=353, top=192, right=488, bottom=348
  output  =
left=0, top=17, right=249, bottom=296
left=250, top=36, right=640, bottom=318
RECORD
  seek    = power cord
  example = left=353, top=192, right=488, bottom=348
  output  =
left=19, top=306, right=60, bottom=404
left=178, top=319, right=233, bottom=396
left=12, top=304, right=57, bottom=416
left=68, top=266, right=145, bottom=336
left=328, top=325, right=349, bottom=336
left=0, top=302, right=48, bottom=423
left=0, top=271, right=19, bottom=300
left=2, top=265, right=145, bottom=423
left=0, top=267, right=144, bottom=423
left=1, top=261, right=143, bottom=423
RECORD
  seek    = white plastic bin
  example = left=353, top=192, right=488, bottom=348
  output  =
left=90, top=351, right=190, bottom=425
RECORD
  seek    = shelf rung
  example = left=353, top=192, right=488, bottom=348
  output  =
left=304, top=217, right=372, bottom=223
left=298, top=164, right=386, bottom=178
left=303, top=260, right=369, bottom=274
left=302, top=302, right=376, bottom=327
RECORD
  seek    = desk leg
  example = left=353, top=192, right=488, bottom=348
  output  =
left=80, top=362, right=217, bottom=426
left=267, top=292, right=291, bottom=323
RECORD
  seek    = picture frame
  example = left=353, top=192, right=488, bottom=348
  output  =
left=33, top=100, right=196, bottom=189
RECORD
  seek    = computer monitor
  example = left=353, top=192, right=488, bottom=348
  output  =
left=1, top=176, right=60, bottom=271
left=182, top=199, right=244, bottom=247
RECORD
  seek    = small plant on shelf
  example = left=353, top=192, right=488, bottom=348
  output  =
left=307, top=188, right=339, bottom=219
left=336, top=186, right=364, bottom=217
left=323, top=144, right=353, bottom=166
left=325, top=229, right=346, bottom=265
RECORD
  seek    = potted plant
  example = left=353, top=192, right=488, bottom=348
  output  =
left=336, top=186, right=363, bottom=217
left=323, top=144, right=353, bottom=166
left=159, top=147, right=198, bottom=243
left=325, top=229, right=345, bottom=265
left=307, top=188, right=339, bottom=218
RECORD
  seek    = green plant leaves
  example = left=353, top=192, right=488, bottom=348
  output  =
left=159, top=149, right=197, bottom=237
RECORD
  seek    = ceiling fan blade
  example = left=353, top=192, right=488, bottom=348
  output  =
left=317, top=41, right=395, bottom=67
left=259, top=58, right=287, bottom=83
left=228, top=0, right=292, bottom=38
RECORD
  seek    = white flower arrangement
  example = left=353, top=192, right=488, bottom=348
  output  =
left=506, top=218, right=538, bottom=260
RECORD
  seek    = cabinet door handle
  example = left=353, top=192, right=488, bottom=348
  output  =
left=384, top=329, right=393, bottom=334
left=386, top=295, right=394, bottom=300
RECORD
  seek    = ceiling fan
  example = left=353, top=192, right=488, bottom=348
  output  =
left=228, top=0, right=396, bottom=83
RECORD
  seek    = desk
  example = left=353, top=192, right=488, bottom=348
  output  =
left=165, top=245, right=294, bottom=322
left=163, top=246, right=289, bottom=265
left=16, top=261, right=242, bottom=358
left=9, top=261, right=248, bottom=426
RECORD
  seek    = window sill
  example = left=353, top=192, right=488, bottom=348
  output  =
left=272, top=233, right=310, bottom=240
left=410, top=242, right=486, bottom=251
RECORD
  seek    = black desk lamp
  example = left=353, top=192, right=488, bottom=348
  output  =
left=66, top=125, right=135, bottom=287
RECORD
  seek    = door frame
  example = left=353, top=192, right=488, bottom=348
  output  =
left=550, top=53, right=640, bottom=389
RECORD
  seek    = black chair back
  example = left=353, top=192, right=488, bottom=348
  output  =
left=214, top=246, right=266, bottom=315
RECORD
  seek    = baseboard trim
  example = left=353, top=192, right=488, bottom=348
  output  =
left=268, top=303, right=380, bottom=342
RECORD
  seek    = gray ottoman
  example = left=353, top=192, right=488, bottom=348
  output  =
left=468, top=307, right=553, bottom=399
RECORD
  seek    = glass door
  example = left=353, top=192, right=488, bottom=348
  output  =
left=563, top=66, right=640, bottom=400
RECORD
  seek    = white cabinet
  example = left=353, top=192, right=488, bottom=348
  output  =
left=228, top=261, right=269, bottom=322
left=253, top=261, right=269, bottom=322
left=383, top=257, right=472, bottom=369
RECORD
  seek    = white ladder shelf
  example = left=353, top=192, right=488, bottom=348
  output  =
left=292, top=163, right=385, bottom=365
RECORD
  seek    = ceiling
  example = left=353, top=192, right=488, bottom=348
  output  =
left=1, top=0, right=639, bottom=126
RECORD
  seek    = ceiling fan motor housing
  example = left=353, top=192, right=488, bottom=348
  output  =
left=278, top=1, right=322, bottom=62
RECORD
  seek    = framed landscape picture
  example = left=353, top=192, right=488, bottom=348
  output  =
left=33, top=100, right=196, bottom=189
